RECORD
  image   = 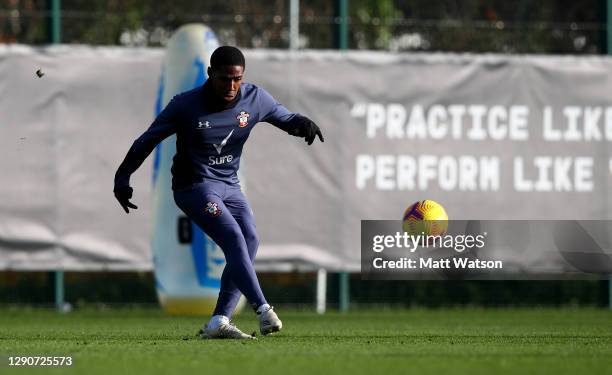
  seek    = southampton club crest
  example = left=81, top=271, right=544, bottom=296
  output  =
left=237, top=110, right=250, bottom=128
left=205, top=202, right=222, bottom=217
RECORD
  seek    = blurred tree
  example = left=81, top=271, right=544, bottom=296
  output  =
left=351, top=0, right=402, bottom=49
left=0, top=0, right=46, bottom=43
left=0, top=0, right=606, bottom=53
left=391, top=0, right=603, bottom=53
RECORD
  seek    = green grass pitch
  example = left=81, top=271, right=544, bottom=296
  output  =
left=1, top=308, right=611, bottom=374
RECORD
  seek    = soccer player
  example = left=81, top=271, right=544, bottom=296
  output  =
left=113, top=46, right=324, bottom=339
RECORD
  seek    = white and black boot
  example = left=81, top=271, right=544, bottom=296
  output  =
left=199, top=315, right=256, bottom=340
left=256, top=304, right=282, bottom=335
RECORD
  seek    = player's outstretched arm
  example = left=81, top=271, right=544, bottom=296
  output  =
left=113, top=97, right=180, bottom=213
left=258, top=87, right=324, bottom=145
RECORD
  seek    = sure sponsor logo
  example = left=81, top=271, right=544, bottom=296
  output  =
left=208, top=154, right=234, bottom=165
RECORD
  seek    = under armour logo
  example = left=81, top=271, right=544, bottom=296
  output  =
left=198, top=120, right=212, bottom=129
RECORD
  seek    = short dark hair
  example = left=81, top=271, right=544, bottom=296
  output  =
left=210, top=46, right=245, bottom=70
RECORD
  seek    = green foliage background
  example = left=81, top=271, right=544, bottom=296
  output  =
left=0, top=0, right=607, bottom=53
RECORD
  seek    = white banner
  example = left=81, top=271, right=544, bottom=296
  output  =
left=0, top=46, right=611, bottom=270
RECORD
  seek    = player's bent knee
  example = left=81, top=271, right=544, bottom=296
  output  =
left=210, top=225, right=248, bottom=252
left=242, top=225, right=260, bottom=259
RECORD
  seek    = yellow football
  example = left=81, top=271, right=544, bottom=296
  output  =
left=402, top=199, right=449, bottom=236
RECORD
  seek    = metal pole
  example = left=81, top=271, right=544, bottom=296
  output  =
left=517, top=0, right=528, bottom=51
left=607, top=0, right=612, bottom=54
left=335, top=0, right=349, bottom=50
left=316, top=268, right=327, bottom=314
left=289, top=0, right=299, bottom=50
left=335, top=0, right=349, bottom=312
left=55, top=271, right=64, bottom=310
left=49, top=0, right=64, bottom=311
left=339, top=272, right=349, bottom=312
left=609, top=278, right=612, bottom=310
left=50, top=0, right=61, bottom=44
left=605, top=0, right=612, bottom=304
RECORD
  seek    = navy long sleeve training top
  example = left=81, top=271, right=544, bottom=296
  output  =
left=114, top=81, right=303, bottom=190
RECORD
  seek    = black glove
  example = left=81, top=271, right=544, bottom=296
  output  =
left=289, top=116, right=324, bottom=145
left=114, top=186, right=138, bottom=214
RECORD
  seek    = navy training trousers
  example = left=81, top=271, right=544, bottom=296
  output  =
left=173, top=179, right=267, bottom=317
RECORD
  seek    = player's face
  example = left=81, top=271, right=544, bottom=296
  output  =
left=209, top=65, right=244, bottom=102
